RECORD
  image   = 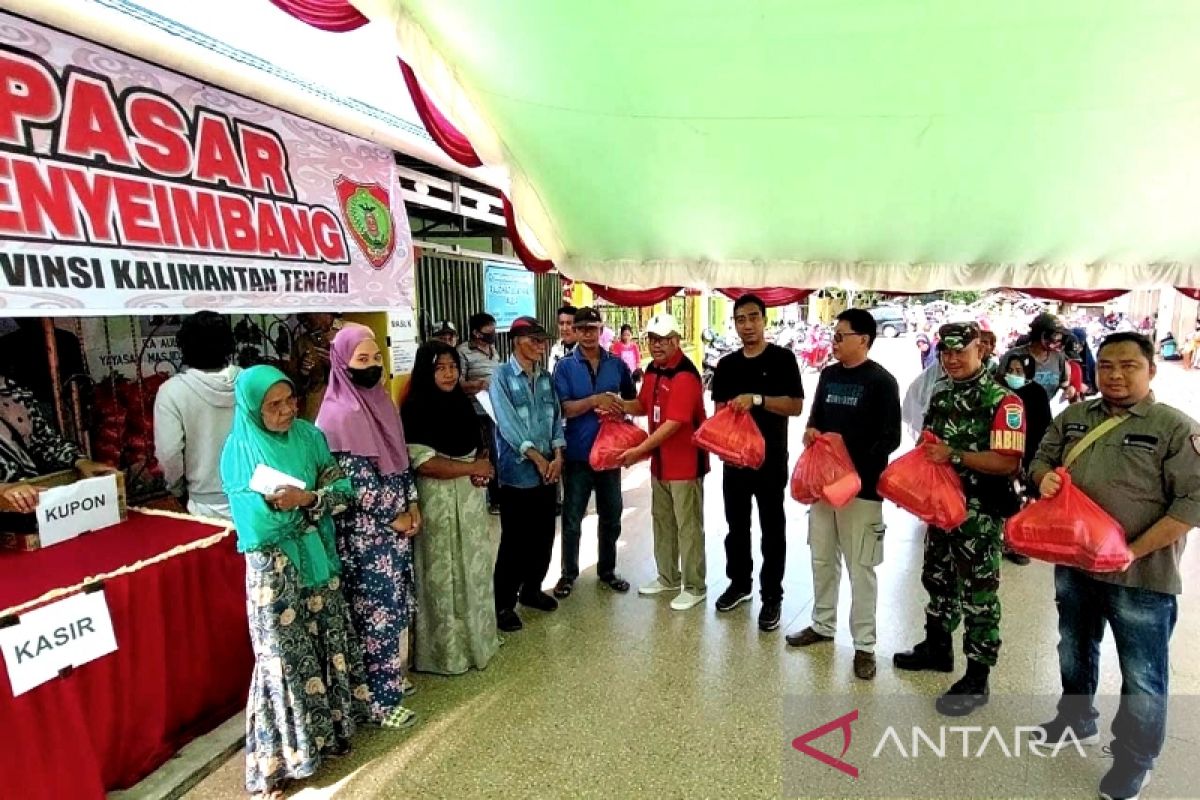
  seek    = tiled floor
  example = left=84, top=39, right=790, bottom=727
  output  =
left=186, top=348, right=1200, bottom=800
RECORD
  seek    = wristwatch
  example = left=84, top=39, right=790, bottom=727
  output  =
left=752, top=394, right=764, bottom=407
left=950, top=451, right=964, bottom=467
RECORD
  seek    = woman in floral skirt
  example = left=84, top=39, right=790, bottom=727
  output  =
left=220, top=365, right=371, bottom=800
left=316, top=323, right=420, bottom=728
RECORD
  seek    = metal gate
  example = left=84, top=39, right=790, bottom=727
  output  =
left=415, top=252, right=561, bottom=359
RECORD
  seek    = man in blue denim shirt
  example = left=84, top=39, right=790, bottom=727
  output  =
left=488, top=316, right=567, bottom=633
left=551, top=307, right=637, bottom=599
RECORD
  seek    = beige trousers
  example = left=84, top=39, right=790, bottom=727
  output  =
left=808, top=498, right=885, bottom=652
left=651, top=479, right=706, bottom=594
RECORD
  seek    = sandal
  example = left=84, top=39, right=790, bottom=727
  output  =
left=401, top=676, right=417, bottom=698
left=552, top=578, right=574, bottom=599
left=380, top=705, right=418, bottom=729
left=600, top=574, right=631, bottom=593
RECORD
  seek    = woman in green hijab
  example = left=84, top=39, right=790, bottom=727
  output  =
left=220, top=365, right=371, bottom=800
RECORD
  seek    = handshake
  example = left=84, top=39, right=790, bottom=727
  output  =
left=591, top=392, right=625, bottom=417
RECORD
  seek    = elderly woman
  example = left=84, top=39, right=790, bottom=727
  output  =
left=401, top=342, right=500, bottom=674
left=316, top=323, right=419, bottom=728
left=220, top=365, right=370, bottom=800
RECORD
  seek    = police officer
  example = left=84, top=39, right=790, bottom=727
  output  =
left=1028, top=332, right=1200, bottom=800
left=893, top=322, right=1026, bottom=717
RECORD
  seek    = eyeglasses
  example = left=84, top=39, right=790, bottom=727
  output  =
left=832, top=332, right=866, bottom=343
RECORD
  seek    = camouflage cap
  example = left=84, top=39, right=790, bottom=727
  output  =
left=937, top=321, right=981, bottom=351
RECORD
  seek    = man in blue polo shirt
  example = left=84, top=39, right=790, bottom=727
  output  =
left=552, top=307, right=637, bottom=598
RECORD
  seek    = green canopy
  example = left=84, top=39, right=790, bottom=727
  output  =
left=357, top=0, right=1200, bottom=291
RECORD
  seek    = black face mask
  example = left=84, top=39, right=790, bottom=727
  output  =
left=347, top=365, right=383, bottom=388
left=479, top=332, right=496, bottom=345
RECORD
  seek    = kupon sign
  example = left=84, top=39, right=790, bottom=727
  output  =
left=0, top=12, right=414, bottom=314
left=36, top=475, right=122, bottom=548
left=0, top=589, right=118, bottom=696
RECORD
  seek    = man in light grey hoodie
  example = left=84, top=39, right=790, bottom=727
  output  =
left=154, top=312, right=240, bottom=519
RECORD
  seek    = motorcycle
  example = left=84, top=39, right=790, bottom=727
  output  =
left=701, top=333, right=737, bottom=390
left=796, top=326, right=834, bottom=372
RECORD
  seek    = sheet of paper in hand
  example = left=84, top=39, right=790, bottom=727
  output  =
left=249, top=465, right=306, bottom=496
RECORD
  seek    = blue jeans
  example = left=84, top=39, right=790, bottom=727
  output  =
left=1054, top=566, right=1177, bottom=771
left=560, top=461, right=623, bottom=582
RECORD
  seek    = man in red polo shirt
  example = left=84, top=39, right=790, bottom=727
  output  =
left=618, top=313, right=709, bottom=610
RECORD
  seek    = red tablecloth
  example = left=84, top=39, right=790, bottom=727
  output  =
left=0, top=511, right=253, bottom=799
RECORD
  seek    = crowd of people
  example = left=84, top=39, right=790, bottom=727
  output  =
left=2, top=293, right=1195, bottom=800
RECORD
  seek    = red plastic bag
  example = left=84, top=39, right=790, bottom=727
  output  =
left=1005, top=468, right=1132, bottom=572
left=790, top=433, right=861, bottom=508
left=692, top=406, right=766, bottom=469
left=878, top=431, right=967, bottom=530
left=589, top=417, right=649, bottom=471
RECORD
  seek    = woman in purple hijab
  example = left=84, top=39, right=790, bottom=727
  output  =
left=316, top=322, right=420, bottom=729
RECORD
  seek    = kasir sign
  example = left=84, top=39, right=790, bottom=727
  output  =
left=0, top=12, right=413, bottom=314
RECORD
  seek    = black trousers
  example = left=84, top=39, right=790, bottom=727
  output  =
left=722, top=459, right=788, bottom=602
left=494, top=483, right=558, bottom=612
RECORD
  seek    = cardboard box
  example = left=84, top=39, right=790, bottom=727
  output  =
left=0, top=470, right=127, bottom=551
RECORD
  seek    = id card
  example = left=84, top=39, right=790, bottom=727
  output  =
left=653, top=406, right=662, bottom=424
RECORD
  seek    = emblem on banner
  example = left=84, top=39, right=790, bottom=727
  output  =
left=335, top=176, right=396, bottom=269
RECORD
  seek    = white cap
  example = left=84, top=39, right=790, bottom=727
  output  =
left=646, top=313, right=681, bottom=337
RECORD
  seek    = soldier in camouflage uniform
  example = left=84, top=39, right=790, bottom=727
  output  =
left=893, top=322, right=1026, bottom=717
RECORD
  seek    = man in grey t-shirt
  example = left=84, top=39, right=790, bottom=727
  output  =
left=1000, top=313, right=1073, bottom=402
left=1028, top=332, right=1200, bottom=800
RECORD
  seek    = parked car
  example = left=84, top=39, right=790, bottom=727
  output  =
left=868, top=306, right=907, bottom=338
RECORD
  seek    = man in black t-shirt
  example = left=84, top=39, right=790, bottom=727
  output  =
left=710, top=294, right=805, bottom=632
left=784, top=309, right=901, bottom=680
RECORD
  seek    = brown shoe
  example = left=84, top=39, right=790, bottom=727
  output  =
left=785, top=626, right=834, bottom=648
left=854, top=650, right=877, bottom=681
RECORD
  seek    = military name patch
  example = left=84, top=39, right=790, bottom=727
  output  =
left=1122, top=433, right=1159, bottom=452
left=1003, top=403, right=1024, bottom=430
left=1064, top=423, right=1089, bottom=435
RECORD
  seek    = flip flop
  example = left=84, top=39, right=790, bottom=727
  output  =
left=381, top=706, right=418, bottom=729
left=600, top=575, right=631, bottom=593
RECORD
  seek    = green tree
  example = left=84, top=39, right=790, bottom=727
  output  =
left=944, top=290, right=984, bottom=305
